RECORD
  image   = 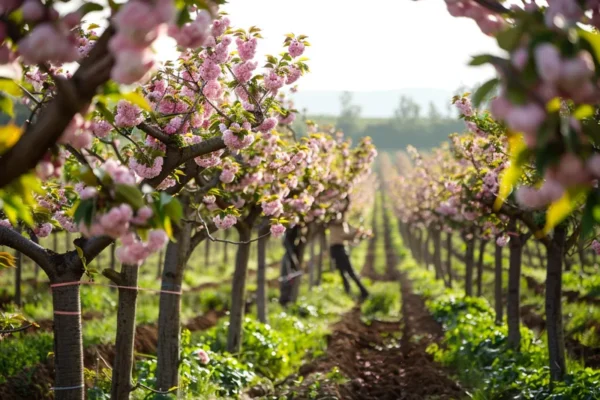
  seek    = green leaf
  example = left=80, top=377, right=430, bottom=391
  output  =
left=75, top=245, right=88, bottom=272
left=543, top=186, right=590, bottom=235
left=0, top=94, right=14, bottom=117
left=496, top=25, right=521, bottom=51
left=0, top=123, right=22, bottom=155
left=472, top=78, right=499, bottom=107
left=106, top=92, right=152, bottom=112
left=469, top=54, right=494, bottom=66
left=114, top=184, right=144, bottom=210
left=79, top=2, right=104, bottom=16
left=163, top=198, right=183, bottom=224
left=73, top=199, right=95, bottom=226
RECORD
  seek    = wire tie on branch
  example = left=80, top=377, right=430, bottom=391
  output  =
left=51, top=384, right=85, bottom=391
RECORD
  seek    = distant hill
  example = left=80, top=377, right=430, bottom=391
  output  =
left=290, top=88, right=457, bottom=118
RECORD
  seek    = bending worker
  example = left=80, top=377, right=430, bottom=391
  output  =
left=329, top=212, right=370, bottom=301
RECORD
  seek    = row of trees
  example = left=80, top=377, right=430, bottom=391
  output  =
left=0, top=2, right=376, bottom=399
left=385, top=94, right=599, bottom=383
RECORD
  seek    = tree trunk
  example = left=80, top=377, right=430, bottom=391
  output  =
left=476, top=239, right=487, bottom=297
left=110, top=264, right=139, bottom=399
left=14, top=249, right=21, bottom=307
left=227, top=224, right=252, bottom=353
left=494, top=239, right=503, bottom=325
left=316, top=229, right=325, bottom=286
left=156, top=221, right=192, bottom=392
left=156, top=250, right=163, bottom=279
left=414, top=229, right=422, bottom=263
left=546, top=226, right=567, bottom=382
left=204, top=238, right=210, bottom=267
left=256, top=228, right=268, bottom=324
left=280, top=226, right=302, bottom=305
left=422, top=230, right=431, bottom=269
left=52, top=273, right=85, bottom=400
left=464, top=234, right=475, bottom=297
left=308, top=236, right=316, bottom=290
left=446, top=232, right=452, bottom=288
left=432, top=229, right=445, bottom=285
left=507, top=219, right=523, bottom=350
left=110, top=242, right=116, bottom=270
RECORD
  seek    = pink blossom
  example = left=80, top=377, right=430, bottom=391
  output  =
left=286, top=65, right=301, bottom=85
left=587, top=154, right=600, bottom=177
left=496, top=235, right=510, bottom=247
left=553, top=153, right=589, bottom=186
left=534, top=43, right=562, bottom=82
left=115, top=100, right=144, bottom=128
left=130, top=156, right=163, bottom=179
left=515, top=186, right=547, bottom=210
left=560, top=51, right=595, bottom=91
left=264, top=70, right=284, bottom=93
left=220, top=169, right=236, bottom=183
left=33, top=223, right=52, bottom=238
left=592, top=240, right=600, bottom=255
left=505, top=103, right=545, bottom=136
left=232, top=61, right=257, bottom=83
left=91, top=120, right=112, bottom=138
left=199, top=58, right=221, bottom=81
left=236, top=37, right=257, bottom=61
left=270, top=223, right=286, bottom=238
left=113, top=1, right=159, bottom=45
left=203, top=195, right=216, bottom=204
left=262, top=199, right=283, bottom=216
left=157, top=176, right=176, bottom=190
left=196, top=349, right=210, bottom=364
left=211, top=17, right=230, bottom=37
left=132, top=206, right=153, bottom=224
left=18, top=23, right=79, bottom=65
left=54, top=212, right=77, bottom=232
left=36, top=161, right=54, bottom=180
left=147, top=229, right=168, bottom=252
left=512, top=47, right=528, bottom=71
left=288, top=40, right=305, bottom=58
left=170, top=11, right=212, bottom=49
left=111, top=47, right=155, bottom=85
left=80, top=187, right=98, bottom=200
left=104, top=159, right=137, bottom=185
left=21, top=0, right=44, bottom=22
left=454, top=97, right=473, bottom=117
left=259, top=117, right=277, bottom=133
left=0, top=219, right=11, bottom=229
left=213, top=214, right=237, bottom=230
left=203, top=79, right=222, bottom=100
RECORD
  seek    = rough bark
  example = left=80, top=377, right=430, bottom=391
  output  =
left=227, top=224, right=252, bottom=353
left=256, top=226, right=269, bottom=324
left=204, top=237, right=210, bottom=267
left=156, top=221, right=192, bottom=392
left=476, top=239, right=488, bottom=297
left=464, top=233, right=475, bottom=297
left=109, top=264, right=139, bottom=399
left=156, top=249, right=163, bottom=279
left=316, top=229, right=325, bottom=286
left=432, top=229, right=445, bottom=285
left=52, top=270, right=85, bottom=400
left=494, top=239, right=503, bottom=325
left=507, top=219, right=523, bottom=350
left=546, top=225, right=567, bottom=382
left=308, top=236, right=316, bottom=290
left=110, top=242, right=116, bottom=270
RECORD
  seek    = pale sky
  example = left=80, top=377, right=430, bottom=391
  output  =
left=216, top=0, right=502, bottom=91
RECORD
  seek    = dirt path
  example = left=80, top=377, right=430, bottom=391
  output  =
left=268, top=197, right=464, bottom=400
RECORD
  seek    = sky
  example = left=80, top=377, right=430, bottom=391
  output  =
left=211, top=0, right=504, bottom=92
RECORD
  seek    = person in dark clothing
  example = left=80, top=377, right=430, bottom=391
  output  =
left=329, top=213, right=370, bottom=300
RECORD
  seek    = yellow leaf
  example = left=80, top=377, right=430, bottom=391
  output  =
left=75, top=245, right=88, bottom=270
left=120, top=92, right=152, bottom=112
left=0, top=79, right=22, bottom=96
left=0, top=252, right=16, bottom=268
left=494, top=131, right=527, bottom=210
left=573, top=104, right=594, bottom=120
left=546, top=97, right=561, bottom=113
left=0, top=123, right=23, bottom=155
left=543, top=186, right=589, bottom=235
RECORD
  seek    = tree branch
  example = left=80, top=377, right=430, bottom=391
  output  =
left=138, top=122, right=171, bottom=144
left=0, top=226, right=53, bottom=273
left=0, top=26, right=116, bottom=189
